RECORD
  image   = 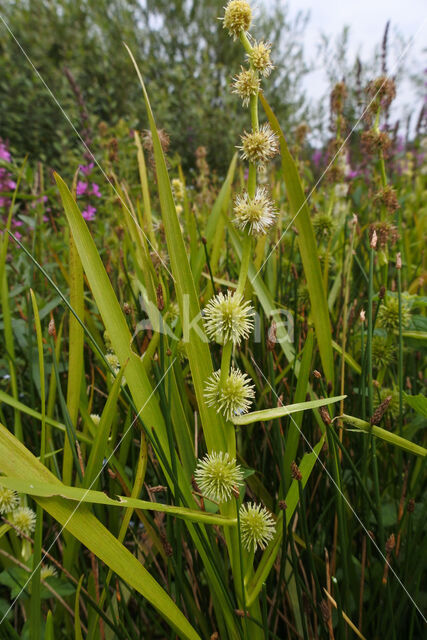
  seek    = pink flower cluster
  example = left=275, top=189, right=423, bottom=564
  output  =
left=0, top=139, right=22, bottom=239
left=0, top=140, right=17, bottom=208
left=76, top=162, right=101, bottom=220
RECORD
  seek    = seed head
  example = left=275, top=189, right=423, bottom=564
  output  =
left=204, top=367, right=255, bottom=421
left=0, top=485, right=19, bottom=514
left=377, top=297, right=410, bottom=332
left=291, top=461, right=302, bottom=481
left=233, top=187, right=278, bottom=235
left=238, top=124, right=279, bottom=166
left=40, top=565, right=57, bottom=581
left=172, top=178, right=185, bottom=202
left=11, top=506, right=36, bottom=537
left=194, top=451, right=244, bottom=503
left=90, top=413, right=101, bottom=426
left=231, top=67, right=260, bottom=107
left=222, top=1, right=252, bottom=39
left=105, top=352, right=120, bottom=373
left=247, top=40, right=274, bottom=77
left=370, top=395, right=392, bottom=425
left=312, top=212, right=335, bottom=240
left=374, top=387, right=400, bottom=420
left=203, top=290, right=254, bottom=345
left=239, top=502, right=276, bottom=552
left=372, top=336, right=395, bottom=369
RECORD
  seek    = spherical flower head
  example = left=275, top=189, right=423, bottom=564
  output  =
left=40, top=565, right=57, bottom=581
left=222, top=1, right=252, bottom=39
left=248, top=40, right=274, bottom=77
left=372, top=336, right=395, bottom=369
left=11, top=506, right=36, bottom=537
left=105, top=352, right=120, bottom=373
left=194, top=451, right=244, bottom=503
left=377, top=297, right=410, bottom=332
left=233, top=187, right=278, bottom=235
left=239, top=502, right=276, bottom=552
left=312, top=212, right=335, bottom=240
left=204, top=367, right=255, bottom=421
left=0, top=485, right=19, bottom=514
left=203, top=291, right=254, bottom=345
left=231, top=67, right=260, bottom=107
left=238, top=124, right=279, bottom=167
left=172, top=178, right=185, bottom=202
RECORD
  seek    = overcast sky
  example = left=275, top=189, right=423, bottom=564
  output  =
left=284, top=0, right=426, bottom=131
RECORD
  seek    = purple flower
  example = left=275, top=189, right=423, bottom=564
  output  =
left=76, top=181, right=88, bottom=196
left=79, top=162, right=94, bottom=176
left=0, top=141, right=11, bottom=162
left=90, top=182, right=101, bottom=198
left=348, top=169, right=360, bottom=179
left=312, top=149, right=323, bottom=167
left=12, top=219, right=23, bottom=228
left=82, top=205, right=96, bottom=221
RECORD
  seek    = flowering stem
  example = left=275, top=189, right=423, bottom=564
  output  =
left=239, top=31, right=253, bottom=56
left=236, top=232, right=252, bottom=297
left=236, top=498, right=249, bottom=637
left=219, top=339, right=233, bottom=389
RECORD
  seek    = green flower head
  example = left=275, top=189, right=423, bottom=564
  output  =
left=204, top=367, right=255, bottom=421
left=222, top=1, right=252, bottom=39
left=0, top=485, right=19, bottom=515
left=203, top=290, right=254, bottom=345
left=240, top=502, right=276, bottom=552
left=195, top=451, right=244, bottom=503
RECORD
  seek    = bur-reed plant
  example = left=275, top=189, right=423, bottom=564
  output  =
left=0, top=1, right=426, bottom=638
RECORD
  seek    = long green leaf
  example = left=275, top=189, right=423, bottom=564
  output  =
left=340, top=414, right=427, bottom=457
left=124, top=44, right=231, bottom=455
left=54, top=173, right=168, bottom=451
left=0, top=423, right=200, bottom=640
left=0, top=477, right=237, bottom=527
left=0, top=390, right=92, bottom=444
left=283, top=330, right=314, bottom=489
left=246, top=436, right=324, bottom=606
left=260, top=93, right=335, bottom=386
left=232, top=395, right=345, bottom=425
left=64, top=233, right=84, bottom=484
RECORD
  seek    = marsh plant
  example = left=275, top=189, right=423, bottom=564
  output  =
left=0, top=1, right=426, bottom=639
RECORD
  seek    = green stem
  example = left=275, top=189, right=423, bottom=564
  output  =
left=220, top=340, right=233, bottom=389
left=236, top=232, right=252, bottom=297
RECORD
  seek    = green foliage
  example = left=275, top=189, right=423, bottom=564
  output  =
left=0, top=0, right=309, bottom=173
left=0, top=2, right=426, bottom=639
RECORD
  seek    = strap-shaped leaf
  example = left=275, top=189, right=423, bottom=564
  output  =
left=124, top=44, right=232, bottom=455
left=0, top=477, right=237, bottom=527
left=260, top=93, right=335, bottom=386
left=246, top=436, right=325, bottom=606
left=340, top=414, right=427, bottom=457
left=232, top=396, right=346, bottom=425
left=0, top=423, right=200, bottom=640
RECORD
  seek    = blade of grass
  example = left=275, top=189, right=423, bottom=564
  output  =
left=339, top=415, right=427, bottom=457
left=246, top=436, right=324, bottom=607
left=63, top=232, right=84, bottom=485
left=0, top=423, right=201, bottom=640
left=259, top=93, right=335, bottom=386
left=29, top=290, right=46, bottom=640
left=283, top=330, right=314, bottom=490
left=231, top=395, right=345, bottom=425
